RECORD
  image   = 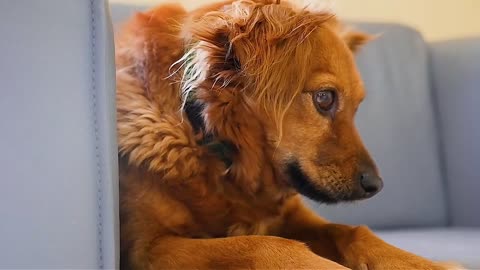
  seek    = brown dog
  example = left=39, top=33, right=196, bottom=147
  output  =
left=116, top=0, right=459, bottom=269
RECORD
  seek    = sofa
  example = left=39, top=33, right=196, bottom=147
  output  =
left=0, top=0, right=478, bottom=269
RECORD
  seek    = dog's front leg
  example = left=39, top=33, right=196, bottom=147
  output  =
left=278, top=196, right=461, bottom=270
left=127, top=235, right=348, bottom=270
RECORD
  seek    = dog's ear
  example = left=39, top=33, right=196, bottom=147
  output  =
left=182, top=11, right=243, bottom=90
left=342, top=30, right=373, bottom=53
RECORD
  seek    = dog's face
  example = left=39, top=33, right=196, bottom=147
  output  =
left=187, top=0, right=382, bottom=202
left=272, top=27, right=383, bottom=203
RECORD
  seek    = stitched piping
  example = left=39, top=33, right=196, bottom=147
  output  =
left=89, top=0, right=104, bottom=268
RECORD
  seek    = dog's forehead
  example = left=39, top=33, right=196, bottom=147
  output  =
left=307, top=27, right=365, bottom=99
left=311, top=27, right=353, bottom=71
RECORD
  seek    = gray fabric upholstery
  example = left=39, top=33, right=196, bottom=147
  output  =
left=311, top=23, right=448, bottom=228
left=430, top=38, right=480, bottom=227
left=377, top=228, right=480, bottom=268
left=0, top=0, right=118, bottom=269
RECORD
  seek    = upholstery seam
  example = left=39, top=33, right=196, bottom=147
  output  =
left=90, top=0, right=104, bottom=268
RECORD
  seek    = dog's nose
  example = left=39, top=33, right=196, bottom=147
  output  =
left=359, top=172, right=383, bottom=198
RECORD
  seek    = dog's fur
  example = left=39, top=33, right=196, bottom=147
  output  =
left=116, top=1, right=459, bottom=269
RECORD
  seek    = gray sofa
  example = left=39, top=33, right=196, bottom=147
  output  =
left=0, top=0, right=478, bottom=269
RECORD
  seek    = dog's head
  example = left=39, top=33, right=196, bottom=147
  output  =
left=183, top=0, right=382, bottom=203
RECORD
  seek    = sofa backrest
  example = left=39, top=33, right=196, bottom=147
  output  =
left=0, top=0, right=118, bottom=268
left=109, top=4, right=448, bottom=229
left=430, top=38, right=480, bottom=227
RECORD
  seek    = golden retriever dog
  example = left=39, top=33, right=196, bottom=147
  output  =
left=115, top=0, right=461, bottom=269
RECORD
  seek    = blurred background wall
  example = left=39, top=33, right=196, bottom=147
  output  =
left=110, top=0, right=480, bottom=41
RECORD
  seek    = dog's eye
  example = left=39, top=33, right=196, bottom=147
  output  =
left=313, top=89, right=336, bottom=113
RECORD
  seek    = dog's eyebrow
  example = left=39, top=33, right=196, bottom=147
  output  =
left=304, top=72, right=337, bottom=91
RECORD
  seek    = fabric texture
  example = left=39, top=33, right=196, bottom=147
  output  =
left=0, top=0, right=118, bottom=269
left=377, top=228, right=480, bottom=268
left=430, top=38, right=480, bottom=227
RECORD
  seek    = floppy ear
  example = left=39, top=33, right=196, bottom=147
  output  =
left=181, top=12, right=243, bottom=91
left=342, top=30, right=373, bottom=53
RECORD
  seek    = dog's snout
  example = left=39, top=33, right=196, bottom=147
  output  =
left=359, top=171, right=383, bottom=198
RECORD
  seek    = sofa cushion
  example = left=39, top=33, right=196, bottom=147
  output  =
left=430, top=38, right=480, bottom=227
left=0, top=0, right=118, bottom=268
left=377, top=228, right=480, bottom=268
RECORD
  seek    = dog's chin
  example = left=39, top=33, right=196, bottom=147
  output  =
left=285, top=161, right=353, bottom=204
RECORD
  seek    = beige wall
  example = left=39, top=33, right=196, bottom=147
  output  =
left=111, top=0, right=480, bottom=41
left=335, top=0, right=480, bottom=41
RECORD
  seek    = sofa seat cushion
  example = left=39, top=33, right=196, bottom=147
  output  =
left=377, top=228, right=480, bottom=268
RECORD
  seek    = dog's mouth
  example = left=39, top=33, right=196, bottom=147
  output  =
left=285, top=161, right=375, bottom=204
left=285, top=161, right=358, bottom=204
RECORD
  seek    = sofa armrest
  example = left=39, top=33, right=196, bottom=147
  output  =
left=430, top=37, right=480, bottom=227
left=0, top=0, right=118, bottom=268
